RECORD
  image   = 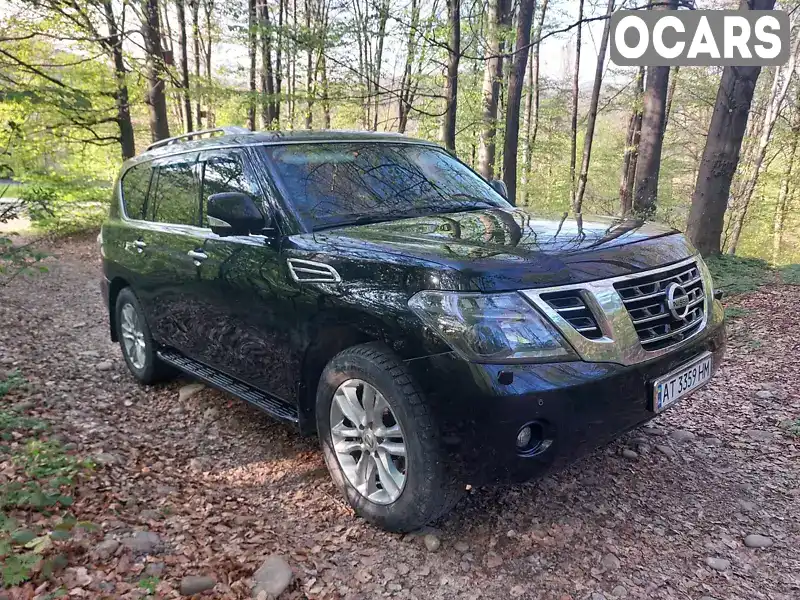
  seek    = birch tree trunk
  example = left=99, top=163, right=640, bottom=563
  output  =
left=567, top=0, right=584, bottom=210
left=727, top=34, right=799, bottom=254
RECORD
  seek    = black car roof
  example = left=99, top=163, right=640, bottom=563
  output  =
left=123, top=128, right=441, bottom=170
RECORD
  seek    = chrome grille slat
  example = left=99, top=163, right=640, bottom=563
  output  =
left=614, top=261, right=706, bottom=351
left=540, top=290, right=603, bottom=340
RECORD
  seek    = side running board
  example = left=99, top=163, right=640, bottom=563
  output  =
left=157, top=349, right=299, bottom=425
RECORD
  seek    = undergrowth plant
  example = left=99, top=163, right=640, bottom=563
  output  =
left=0, top=371, right=93, bottom=588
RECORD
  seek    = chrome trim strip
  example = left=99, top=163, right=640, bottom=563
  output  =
left=520, top=255, right=711, bottom=366
left=640, top=314, right=703, bottom=345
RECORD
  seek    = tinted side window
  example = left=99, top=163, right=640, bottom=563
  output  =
left=200, top=156, right=259, bottom=227
left=120, top=164, right=152, bottom=220
left=150, top=161, right=200, bottom=225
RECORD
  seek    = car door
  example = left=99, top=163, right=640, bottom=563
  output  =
left=134, top=153, right=208, bottom=353
left=193, top=149, right=301, bottom=401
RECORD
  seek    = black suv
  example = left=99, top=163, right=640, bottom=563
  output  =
left=100, top=128, right=726, bottom=531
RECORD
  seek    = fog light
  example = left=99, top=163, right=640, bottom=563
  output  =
left=516, top=425, right=532, bottom=449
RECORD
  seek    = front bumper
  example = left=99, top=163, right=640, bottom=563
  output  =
left=407, top=300, right=726, bottom=485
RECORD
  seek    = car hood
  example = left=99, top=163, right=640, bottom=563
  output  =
left=291, top=208, right=696, bottom=292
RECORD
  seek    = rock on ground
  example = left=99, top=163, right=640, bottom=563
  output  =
left=252, top=555, right=293, bottom=598
left=743, top=534, right=773, bottom=548
left=180, top=575, right=216, bottom=595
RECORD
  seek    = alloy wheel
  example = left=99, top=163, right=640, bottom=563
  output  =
left=120, top=303, right=147, bottom=370
left=329, top=379, right=407, bottom=505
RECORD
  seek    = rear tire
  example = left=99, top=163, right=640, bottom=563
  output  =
left=316, top=342, right=463, bottom=532
left=114, top=287, right=172, bottom=385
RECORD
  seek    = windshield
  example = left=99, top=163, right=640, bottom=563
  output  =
left=262, top=142, right=511, bottom=230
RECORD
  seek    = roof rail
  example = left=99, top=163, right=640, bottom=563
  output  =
left=145, top=126, right=252, bottom=152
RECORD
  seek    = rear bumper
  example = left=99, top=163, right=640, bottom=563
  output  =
left=407, top=301, right=726, bottom=485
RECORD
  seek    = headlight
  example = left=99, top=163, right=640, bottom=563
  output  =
left=408, top=291, right=576, bottom=363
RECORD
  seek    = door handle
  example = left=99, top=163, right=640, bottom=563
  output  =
left=133, top=239, right=146, bottom=253
left=188, top=250, right=208, bottom=263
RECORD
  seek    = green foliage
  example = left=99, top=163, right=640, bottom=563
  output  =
left=20, top=179, right=109, bottom=234
left=138, top=575, right=160, bottom=594
left=0, top=370, right=26, bottom=399
left=778, top=264, right=800, bottom=285
left=0, top=398, right=92, bottom=588
left=780, top=418, right=800, bottom=437
left=705, top=255, right=777, bottom=295
left=724, top=306, right=750, bottom=320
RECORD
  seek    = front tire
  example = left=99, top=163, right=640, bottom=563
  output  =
left=316, top=342, right=462, bottom=532
left=114, top=287, right=171, bottom=385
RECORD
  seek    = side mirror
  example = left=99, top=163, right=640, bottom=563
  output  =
left=489, top=179, right=508, bottom=199
left=207, top=192, right=266, bottom=236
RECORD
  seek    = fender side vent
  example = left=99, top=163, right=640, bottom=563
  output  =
left=287, top=258, right=341, bottom=283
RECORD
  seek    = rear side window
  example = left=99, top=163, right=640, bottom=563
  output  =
left=150, top=161, right=200, bottom=226
left=120, top=164, right=152, bottom=220
left=200, top=156, right=259, bottom=227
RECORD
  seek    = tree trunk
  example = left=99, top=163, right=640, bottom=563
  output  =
left=203, top=0, right=214, bottom=126
left=441, top=0, right=460, bottom=152
left=372, top=0, right=389, bottom=131
left=519, top=0, right=548, bottom=205
left=247, top=0, right=257, bottom=130
left=259, top=0, right=276, bottom=128
left=477, top=0, right=510, bottom=179
left=632, top=0, right=678, bottom=217
left=190, top=0, right=202, bottom=128
left=501, top=0, right=536, bottom=205
left=275, top=0, right=283, bottom=126
left=304, top=0, right=313, bottom=129
left=176, top=0, right=193, bottom=133
left=687, top=0, right=776, bottom=256
left=727, top=34, right=799, bottom=254
left=567, top=0, right=584, bottom=210
left=663, top=66, right=679, bottom=133
left=619, top=67, right=644, bottom=215
left=398, top=0, right=420, bottom=134
left=142, top=0, right=171, bottom=142
left=773, top=120, right=797, bottom=263
left=573, top=0, right=614, bottom=215
left=103, top=0, right=135, bottom=159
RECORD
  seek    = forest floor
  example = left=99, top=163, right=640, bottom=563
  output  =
left=0, top=234, right=798, bottom=600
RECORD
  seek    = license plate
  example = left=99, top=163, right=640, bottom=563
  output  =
left=651, top=352, right=713, bottom=412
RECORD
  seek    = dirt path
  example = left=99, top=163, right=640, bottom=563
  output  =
left=1, top=236, right=798, bottom=600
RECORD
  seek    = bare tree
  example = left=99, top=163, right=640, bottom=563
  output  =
left=687, top=0, right=777, bottom=256
left=259, top=0, right=277, bottom=128
left=247, top=0, right=258, bottom=130
left=398, top=0, right=421, bottom=133
left=441, top=0, right=460, bottom=152
left=773, top=111, right=798, bottom=262
left=573, top=0, right=614, bottom=214
left=190, top=0, right=202, bottom=128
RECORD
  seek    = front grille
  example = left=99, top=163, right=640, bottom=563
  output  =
left=614, top=261, right=706, bottom=351
left=541, top=290, right=603, bottom=339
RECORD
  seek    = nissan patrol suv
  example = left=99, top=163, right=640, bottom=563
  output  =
left=100, top=128, right=726, bottom=532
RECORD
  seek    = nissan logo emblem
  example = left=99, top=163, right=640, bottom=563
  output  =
left=665, top=282, right=691, bottom=319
